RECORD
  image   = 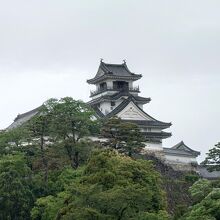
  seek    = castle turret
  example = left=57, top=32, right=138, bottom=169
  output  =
left=87, top=60, right=172, bottom=150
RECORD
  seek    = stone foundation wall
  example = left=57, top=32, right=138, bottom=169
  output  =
left=165, top=162, right=198, bottom=172
left=141, top=149, right=197, bottom=172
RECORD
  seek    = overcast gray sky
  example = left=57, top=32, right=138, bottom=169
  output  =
left=0, top=0, right=220, bottom=161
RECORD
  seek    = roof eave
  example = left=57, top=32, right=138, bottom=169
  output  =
left=87, top=74, right=142, bottom=84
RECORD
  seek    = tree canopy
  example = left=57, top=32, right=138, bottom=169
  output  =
left=0, top=97, right=217, bottom=220
left=181, top=179, right=220, bottom=220
left=101, top=117, right=145, bottom=156
left=203, top=142, right=220, bottom=171
left=31, top=149, right=168, bottom=220
left=0, top=154, right=34, bottom=220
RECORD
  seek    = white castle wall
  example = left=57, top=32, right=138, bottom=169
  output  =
left=99, top=100, right=122, bottom=115
left=164, top=154, right=197, bottom=164
left=144, top=142, right=163, bottom=151
left=100, top=102, right=111, bottom=115
left=141, top=128, right=162, bottom=132
left=117, top=102, right=153, bottom=121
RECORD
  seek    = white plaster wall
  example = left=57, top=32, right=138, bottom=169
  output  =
left=100, top=102, right=111, bottom=115
left=99, top=99, right=124, bottom=115
left=91, top=91, right=117, bottom=99
left=115, top=99, right=123, bottom=106
left=87, top=136, right=108, bottom=142
left=141, top=128, right=162, bottom=132
left=144, top=142, right=163, bottom=151
left=97, top=79, right=133, bottom=89
left=164, top=154, right=197, bottom=164
left=106, top=79, right=113, bottom=88
left=128, top=81, right=133, bottom=89
left=129, top=92, right=139, bottom=96
left=117, top=102, right=153, bottom=121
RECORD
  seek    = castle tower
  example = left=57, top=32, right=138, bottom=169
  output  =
left=87, top=60, right=172, bottom=150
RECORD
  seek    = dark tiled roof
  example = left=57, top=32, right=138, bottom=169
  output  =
left=103, top=63, right=135, bottom=77
left=197, top=166, right=220, bottom=179
left=143, top=131, right=172, bottom=139
left=123, top=120, right=171, bottom=128
left=90, top=97, right=131, bottom=119
left=111, top=91, right=151, bottom=103
left=88, top=92, right=151, bottom=106
left=7, top=106, right=41, bottom=130
left=87, top=61, right=142, bottom=84
left=92, top=97, right=171, bottom=129
left=105, top=98, right=130, bottom=118
left=106, top=97, right=171, bottom=126
left=14, top=106, right=41, bottom=121
left=163, top=147, right=198, bottom=157
left=92, top=106, right=105, bottom=118
left=171, top=141, right=200, bottom=156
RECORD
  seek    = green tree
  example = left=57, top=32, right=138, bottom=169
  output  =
left=203, top=142, right=220, bottom=171
left=101, top=117, right=145, bottom=157
left=181, top=179, right=220, bottom=220
left=31, top=168, right=83, bottom=220
left=25, top=102, right=55, bottom=183
left=0, top=127, right=28, bottom=154
left=0, top=130, right=9, bottom=153
left=47, top=97, right=99, bottom=169
left=32, top=150, right=168, bottom=220
left=0, top=154, right=34, bottom=220
left=189, top=179, right=212, bottom=204
left=135, top=210, right=169, bottom=220
left=182, top=188, right=220, bottom=220
left=31, top=193, right=66, bottom=220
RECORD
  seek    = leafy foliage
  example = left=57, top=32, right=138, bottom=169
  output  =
left=1, top=97, right=218, bottom=219
left=45, top=97, right=98, bottom=168
left=203, top=142, right=220, bottom=171
left=184, top=174, right=199, bottom=184
left=0, top=154, right=34, bottom=220
left=180, top=179, right=220, bottom=220
left=101, top=117, right=145, bottom=156
left=32, top=150, right=168, bottom=220
left=189, top=179, right=212, bottom=204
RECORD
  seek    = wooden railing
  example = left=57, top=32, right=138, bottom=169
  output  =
left=90, top=86, right=140, bottom=97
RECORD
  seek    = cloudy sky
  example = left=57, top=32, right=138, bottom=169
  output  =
left=1, top=0, right=220, bottom=161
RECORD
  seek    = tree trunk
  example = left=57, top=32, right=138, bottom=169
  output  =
left=73, top=151, right=79, bottom=169
left=65, top=144, right=77, bottom=169
left=40, top=134, right=48, bottom=183
left=117, top=206, right=127, bottom=220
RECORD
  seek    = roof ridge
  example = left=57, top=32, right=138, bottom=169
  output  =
left=123, top=62, right=136, bottom=75
left=100, top=62, right=110, bottom=73
left=133, top=101, right=172, bottom=125
left=105, top=98, right=172, bottom=127
left=171, top=141, right=200, bottom=154
left=105, top=98, right=130, bottom=118
left=103, top=62, right=124, bottom=67
left=14, top=106, right=41, bottom=121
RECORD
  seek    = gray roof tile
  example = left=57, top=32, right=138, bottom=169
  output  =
left=87, top=61, right=142, bottom=84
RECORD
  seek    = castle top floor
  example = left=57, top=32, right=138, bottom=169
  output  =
left=87, top=60, right=142, bottom=85
left=87, top=60, right=142, bottom=98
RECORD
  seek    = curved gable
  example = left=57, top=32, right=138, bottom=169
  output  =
left=116, top=101, right=154, bottom=121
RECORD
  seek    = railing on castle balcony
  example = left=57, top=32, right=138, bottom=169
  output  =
left=90, top=86, right=140, bottom=97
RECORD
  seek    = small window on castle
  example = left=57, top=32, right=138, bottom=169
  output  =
left=111, top=101, right=115, bottom=106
